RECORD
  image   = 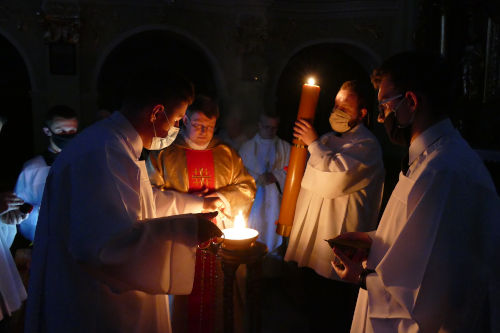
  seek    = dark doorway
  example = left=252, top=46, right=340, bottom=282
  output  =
left=0, top=35, right=32, bottom=190
left=97, top=30, right=217, bottom=113
left=275, top=43, right=374, bottom=142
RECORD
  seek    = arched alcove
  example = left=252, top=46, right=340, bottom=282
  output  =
left=96, top=29, right=218, bottom=115
left=0, top=34, right=33, bottom=189
left=275, top=43, right=375, bottom=142
left=275, top=42, right=403, bottom=216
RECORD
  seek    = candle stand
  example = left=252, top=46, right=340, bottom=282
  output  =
left=220, top=241, right=268, bottom=333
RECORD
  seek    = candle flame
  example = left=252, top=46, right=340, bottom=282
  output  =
left=222, top=210, right=258, bottom=242
left=233, top=210, right=245, bottom=229
left=307, top=77, right=316, bottom=85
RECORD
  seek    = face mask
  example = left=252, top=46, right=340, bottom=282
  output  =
left=48, top=127, right=76, bottom=150
left=329, top=108, right=353, bottom=134
left=382, top=97, right=414, bottom=147
left=183, top=133, right=210, bottom=150
left=383, top=112, right=412, bottom=147
left=150, top=111, right=179, bottom=150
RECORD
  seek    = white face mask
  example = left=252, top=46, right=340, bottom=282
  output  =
left=150, top=111, right=180, bottom=150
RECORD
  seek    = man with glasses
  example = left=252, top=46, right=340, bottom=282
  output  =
left=147, top=95, right=256, bottom=333
left=332, top=51, right=500, bottom=332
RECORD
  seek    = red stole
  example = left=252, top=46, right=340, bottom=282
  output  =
left=185, top=148, right=218, bottom=333
left=185, top=149, right=215, bottom=192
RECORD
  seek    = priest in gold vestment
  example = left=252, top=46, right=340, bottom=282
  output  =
left=147, top=95, right=256, bottom=333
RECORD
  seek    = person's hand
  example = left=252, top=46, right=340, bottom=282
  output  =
left=0, top=192, right=24, bottom=215
left=331, top=247, right=364, bottom=283
left=202, top=196, right=225, bottom=213
left=0, top=209, right=28, bottom=225
left=191, top=187, right=210, bottom=197
left=330, top=232, right=372, bottom=283
left=256, top=172, right=277, bottom=186
left=195, top=212, right=223, bottom=243
left=293, top=119, right=318, bottom=146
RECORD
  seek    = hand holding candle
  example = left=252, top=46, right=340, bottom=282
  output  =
left=276, top=77, right=320, bottom=237
left=293, top=119, right=318, bottom=146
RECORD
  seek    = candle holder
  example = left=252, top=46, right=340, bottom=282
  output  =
left=221, top=228, right=259, bottom=251
left=220, top=241, right=268, bottom=333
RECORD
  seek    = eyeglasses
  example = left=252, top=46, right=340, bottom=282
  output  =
left=378, top=94, right=404, bottom=118
left=186, top=117, right=216, bottom=132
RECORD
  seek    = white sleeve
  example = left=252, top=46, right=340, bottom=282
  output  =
left=367, top=169, right=499, bottom=331
left=66, top=144, right=200, bottom=295
left=154, top=188, right=204, bottom=216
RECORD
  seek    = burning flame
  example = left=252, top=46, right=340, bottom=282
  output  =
left=233, top=210, right=245, bottom=229
left=222, top=210, right=258, bottom=241
left=307, top=77, right=316, bottom=85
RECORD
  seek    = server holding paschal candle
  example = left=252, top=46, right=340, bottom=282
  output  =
left=284, top=80, right=384, bottom=333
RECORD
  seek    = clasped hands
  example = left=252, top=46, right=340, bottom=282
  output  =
left=190, top=187, right=225, bottom=214
left=330, top=232, right=372, bottom=284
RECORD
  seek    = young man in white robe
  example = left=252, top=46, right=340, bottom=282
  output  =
left=332, top=52, right=500, bottom=332
left=14, top=105, right=79, bottom=241
left=284, top=80, right=385, bottom=332
left=239, top=112, right=290, bottom=253
left=24, top=72, right=223, bottom=333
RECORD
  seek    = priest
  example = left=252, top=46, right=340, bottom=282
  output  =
left=147, top=95, right=256, bottom=332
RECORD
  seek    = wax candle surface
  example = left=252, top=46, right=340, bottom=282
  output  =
left=276, top=78, right=320, bottom=237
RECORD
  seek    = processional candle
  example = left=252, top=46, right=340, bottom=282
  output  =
left=276, top=78, right=320, bottom=237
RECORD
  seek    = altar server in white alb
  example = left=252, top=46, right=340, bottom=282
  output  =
left=24, top=72, right=222, bottom=333
left=284, top=80, right=384, bottom=332
left=332, top=52, right=500, bottom=332
left=14, top=105, right=78, bottom=241
left=239, top=112, right=290, bottom=252
left=285, top=80, right=384, bottom=277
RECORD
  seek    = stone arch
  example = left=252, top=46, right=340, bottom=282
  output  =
left=0, top=28, right=38, bottom=92
left=0, top=30, right=35, bottom=188
left=273, top=40, right=381, bottom=142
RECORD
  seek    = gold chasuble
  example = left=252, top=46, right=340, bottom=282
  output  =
left=148, top=135, right=256, bottom=333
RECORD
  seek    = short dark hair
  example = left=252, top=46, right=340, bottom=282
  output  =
left=259, top=111, right=280, bottom=122
left=371, top=51, right=452, bottom=114
left=186, top=95, right=220, bottom=119
left=339, top=80, right=373, bottom=113
left=45, top=105, right=78, bottom=125
left=121, top=70, right=194, bottom=110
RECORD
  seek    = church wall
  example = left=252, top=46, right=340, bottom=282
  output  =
left=0, top=0, right=418, bottom=153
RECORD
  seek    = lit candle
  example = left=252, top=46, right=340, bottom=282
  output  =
left=222, top=211, right=259, bottom=250
left=276, top=77, right=320, bottom=237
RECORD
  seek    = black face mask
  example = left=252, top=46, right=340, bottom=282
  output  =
left=51, top=132, right=76, bottom=150
left=383, top=112, right=411, bottom=147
